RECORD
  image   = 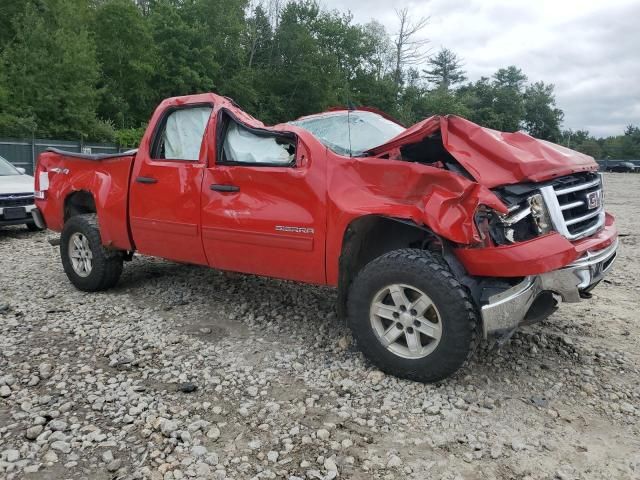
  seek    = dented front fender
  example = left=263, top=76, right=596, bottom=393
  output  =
left=324, top=153, right=507, bottom=285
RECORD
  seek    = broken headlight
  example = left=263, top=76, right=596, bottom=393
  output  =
left=475, top=194, right=553, bottom=246
left=527, top=194, right=552, bottom=234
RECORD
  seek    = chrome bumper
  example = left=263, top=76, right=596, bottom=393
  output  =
left=481, top=238, right=618, bottom=337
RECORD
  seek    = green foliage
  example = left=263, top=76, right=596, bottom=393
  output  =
left=423, top=48, right=467, bottom=90
left=115, top=126, right=146, bottom=148
left=561, top=126, right=640, bottom=160
left=523, top=82, right=563, bottom=141
left=0, top=0, right=627, bottom=152
left=0, top=1, right=25, bottom=51
left=94, top=0, right=156, bottom=128
left=0, top=0, right=109, bottom=140
left=147, top=0, right=218, bottom=99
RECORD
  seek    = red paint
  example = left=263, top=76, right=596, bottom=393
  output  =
left=35, top=152, right=135, bottom=250
left=35, top=93, right=616, bottom=287
left=454, top=233, right=579, bottom=277
left=454, top=217, right=617, bottom=277
left=367, top=116, right=598, bottom=188
left=199, top=105, right=327, bottom=283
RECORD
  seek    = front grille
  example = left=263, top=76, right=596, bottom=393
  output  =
left=540, top=173, right=605, bottom=240
left=0, top=193, right=34, bottom=208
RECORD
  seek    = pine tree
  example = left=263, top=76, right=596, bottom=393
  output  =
left=423, top=48, right=466, bottom=90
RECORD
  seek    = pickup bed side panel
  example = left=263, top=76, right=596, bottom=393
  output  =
left=35, top=151, right=136, bottom=250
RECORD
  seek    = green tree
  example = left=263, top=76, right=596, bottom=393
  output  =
left=423, top=48, right=466, bottom=90
left=576, top=140, right=602, bottom=159
left=362, top=21, right=394, bottom=81
left=491, top=66, right=527, bottom=131
left=493, top=65, right=527, bottom=90
left=245, top=4, right=273, bottom=69
left=457, top=77, right=503, bottom=130
left=0, top=0, right=590, bottom=144
left=147, top=0, right=218, bottom=99
left=268, top=1, right=340, bottom=120
left=94, top=0, right=157, bottom=128
left=0, top=0, right=26, bottom=51
left=0, top=0, right=111, bottom=139
left=624, top=124, right=640, bottom=138
left=522, top=81, right=563, bottom=140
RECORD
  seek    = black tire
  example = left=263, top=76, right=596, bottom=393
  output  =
left=60, top=214, right=123, bottom=291
left=347, top=249, right=478, bottom=383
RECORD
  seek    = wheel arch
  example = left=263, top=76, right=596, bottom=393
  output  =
left=61, top=187, right=133, bottom=251
left=336, top=215, right=444, bottom=320
left=64, top=190, right=97, bottom=221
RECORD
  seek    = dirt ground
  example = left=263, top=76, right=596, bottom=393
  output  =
left=0, top=172, right=638, bottom=480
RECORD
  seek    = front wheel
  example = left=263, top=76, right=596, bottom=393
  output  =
left=347, top=249, right=478, bottom=383
left=60, top=214, right=123, bottom=291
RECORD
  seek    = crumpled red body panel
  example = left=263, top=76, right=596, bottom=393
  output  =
left=328, top=156, right=506, bottom=242
left=367, top=115, right=598, bottom=188
left=324, top=153, right=508, bottom=285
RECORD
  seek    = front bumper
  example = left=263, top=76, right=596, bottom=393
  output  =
left=481, top=237, right=618, bottom=337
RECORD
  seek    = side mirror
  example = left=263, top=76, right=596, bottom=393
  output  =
left=16, top=167, right=26, bottom=174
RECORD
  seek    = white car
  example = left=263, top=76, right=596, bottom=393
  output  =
left=0, top=155, right=42, bottom=231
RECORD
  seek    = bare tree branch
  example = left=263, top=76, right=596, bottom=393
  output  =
left=393, top=8, right=430, bottom=88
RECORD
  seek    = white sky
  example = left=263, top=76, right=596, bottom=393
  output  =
left=321, top=0, right=640, bottom=137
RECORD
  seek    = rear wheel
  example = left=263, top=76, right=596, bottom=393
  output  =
left=60, top=214, right=123, bottom=291
left=347, top=249, right=478, bottom=383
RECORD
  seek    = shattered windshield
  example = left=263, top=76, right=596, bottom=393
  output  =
left=290, top=110, right=405, bottom=157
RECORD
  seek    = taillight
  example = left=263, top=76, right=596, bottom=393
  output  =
left=35, top=170, right=49, bottom=200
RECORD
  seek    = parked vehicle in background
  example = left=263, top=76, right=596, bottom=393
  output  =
left=33, top=93, right=618, bottom=382
left=0, top=155, right=42, bottom=231
left=606, top=161, right=638, bottom=173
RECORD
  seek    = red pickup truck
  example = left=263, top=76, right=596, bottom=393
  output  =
left=33, top=93, right=617, bottom=382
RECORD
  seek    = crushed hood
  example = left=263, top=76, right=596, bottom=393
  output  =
left=366, top=115, right=597, bottom=189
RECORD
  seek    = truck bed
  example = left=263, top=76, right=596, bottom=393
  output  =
left=35, top=149, right=137, bottom=250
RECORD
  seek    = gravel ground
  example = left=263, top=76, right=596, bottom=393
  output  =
left=0, top=173, right=639, bottom=480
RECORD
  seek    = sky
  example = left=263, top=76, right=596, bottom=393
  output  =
left=320, top=0, right=640, bottom=137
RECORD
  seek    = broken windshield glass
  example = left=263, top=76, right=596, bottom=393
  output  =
left=290, top=111, right=405, bottom=157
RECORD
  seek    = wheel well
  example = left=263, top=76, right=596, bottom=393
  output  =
left=64, top=191, right=96, bottom=221
left=336, top=215, right=442, bottom=319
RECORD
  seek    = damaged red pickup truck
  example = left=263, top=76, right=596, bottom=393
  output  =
left=33, top=93, right=617, bottom=382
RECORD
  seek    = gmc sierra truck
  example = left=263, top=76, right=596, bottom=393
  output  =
left=33, top=93, right=618, bottom=382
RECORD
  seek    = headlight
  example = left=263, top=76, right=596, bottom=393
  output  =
left=528, top=194, right=552, bottom=234
left=475, top=194, right=553, bottom=246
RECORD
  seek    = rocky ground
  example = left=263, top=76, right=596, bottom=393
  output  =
left=1, top=173, right=639, bottom=480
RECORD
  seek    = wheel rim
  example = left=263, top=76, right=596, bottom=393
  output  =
left=369, top=284, right=442, bottom=359
left=68, top=232, right=93, bottom=278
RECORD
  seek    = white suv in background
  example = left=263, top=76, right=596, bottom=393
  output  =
left=0, top=155, right=42, bottom=231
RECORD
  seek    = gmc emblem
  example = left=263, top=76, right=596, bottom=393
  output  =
left=586, top=191, right=601, bottom=210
